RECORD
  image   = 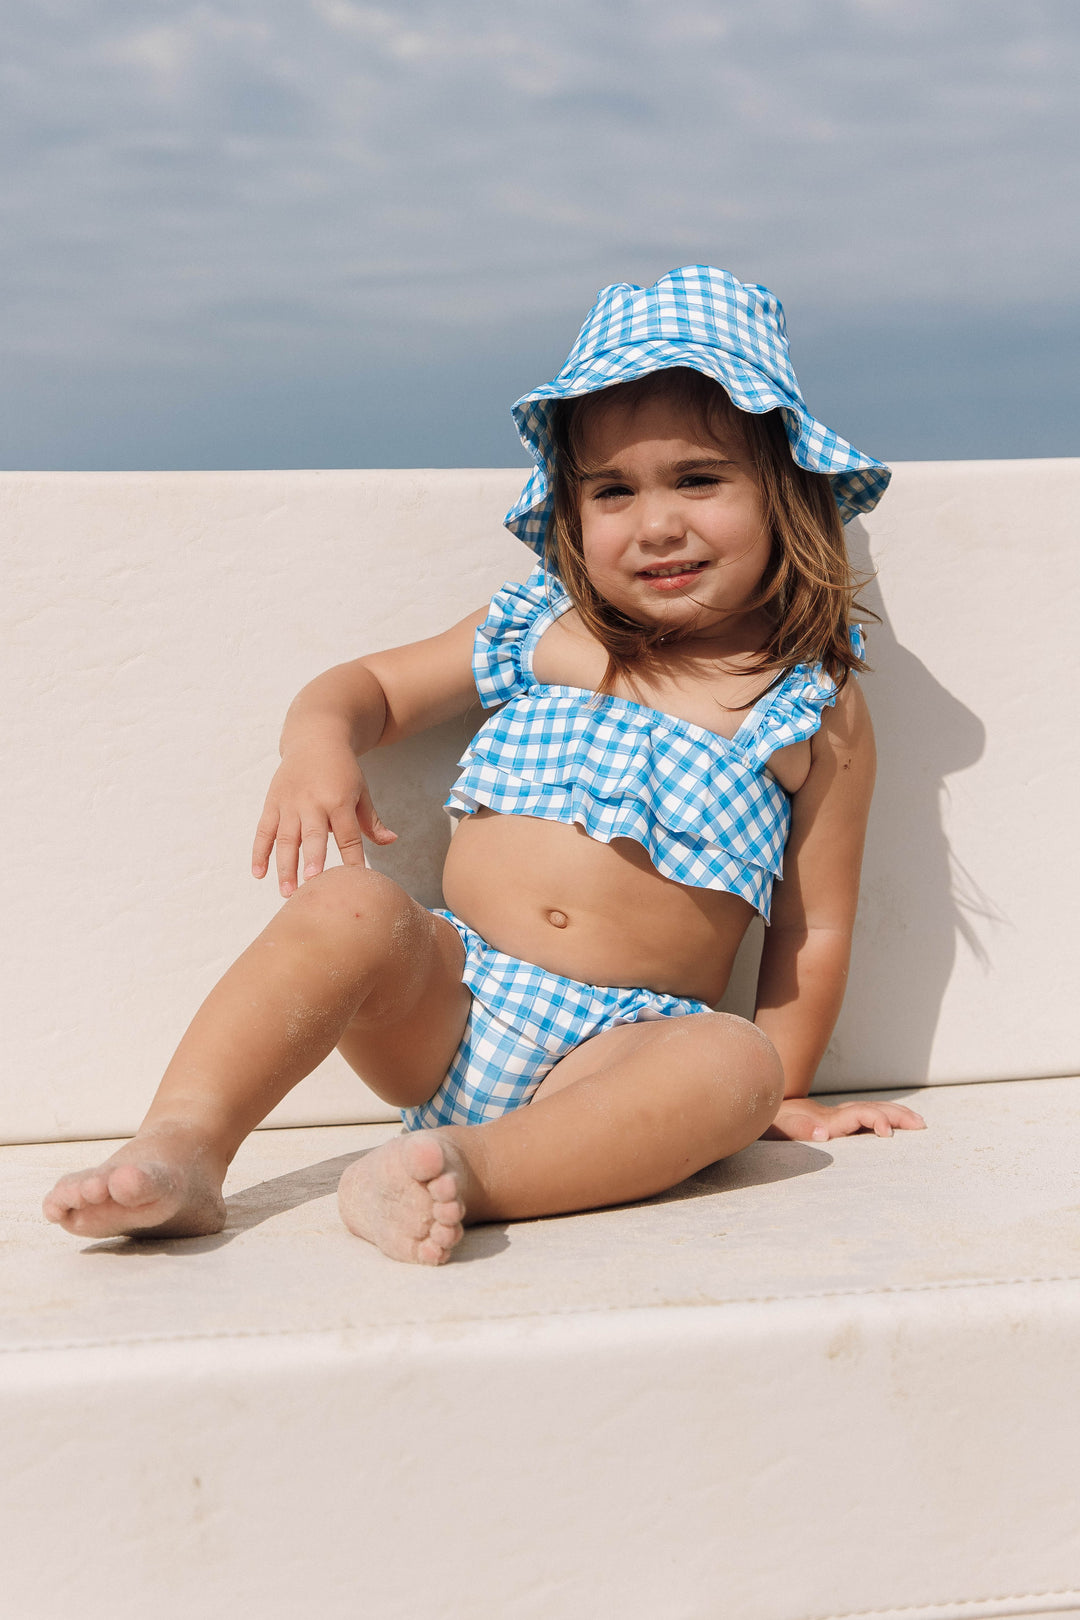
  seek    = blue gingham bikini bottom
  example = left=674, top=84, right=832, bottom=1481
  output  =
left=400, top=909, right=711, bottom=1132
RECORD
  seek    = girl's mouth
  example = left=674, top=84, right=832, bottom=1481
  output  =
left=637, top=560, right=708, bottom=589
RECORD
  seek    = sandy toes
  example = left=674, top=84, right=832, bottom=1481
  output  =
left=337, top=1132, right=470, bottom=1265
left=42, top=1125, right=228, bottom=1240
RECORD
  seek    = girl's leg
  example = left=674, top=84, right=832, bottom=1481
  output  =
left=337, top=1011, right=784, bottom=1265
left=43, top=868, right=470, bottom=1241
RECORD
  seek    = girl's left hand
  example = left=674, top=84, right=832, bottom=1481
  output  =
left=765, top=1095, right=926, bottom=1142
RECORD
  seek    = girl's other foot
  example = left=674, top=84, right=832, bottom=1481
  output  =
left=337, top=1132, right=470, bottom=1265
left=42, top=1124, right=228, bottom=1239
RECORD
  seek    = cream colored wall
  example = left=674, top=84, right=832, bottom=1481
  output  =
left=4, top=462, right=1076, bottom=1143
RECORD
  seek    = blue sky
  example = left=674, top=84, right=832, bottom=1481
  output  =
left=1, top=0, right=1076, bottom=469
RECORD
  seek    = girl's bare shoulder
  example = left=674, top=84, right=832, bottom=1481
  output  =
left=531, top=607, right=607, bottom=687
left=816, top=674, right=875, bottom=756
left=795, top=676, right=876, bottom=818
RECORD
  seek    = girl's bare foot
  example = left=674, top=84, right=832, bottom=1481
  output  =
left=42, top=1123, right=228, bottom=1240
left=337, top=1132, right=470, bottom=1266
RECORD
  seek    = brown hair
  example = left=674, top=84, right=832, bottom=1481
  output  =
left=548, top=367, right=875, bottom=698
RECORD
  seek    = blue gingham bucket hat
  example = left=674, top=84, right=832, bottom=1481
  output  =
left=505, top=265, right=890, bottom=554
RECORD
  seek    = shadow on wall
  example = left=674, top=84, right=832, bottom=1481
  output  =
left=357, top=536, right=992, bottom=1090
left=823, top=519, right=989, bottom=1087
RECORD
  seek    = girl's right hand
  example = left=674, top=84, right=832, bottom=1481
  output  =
left=251, top=744, right=397, bottom=898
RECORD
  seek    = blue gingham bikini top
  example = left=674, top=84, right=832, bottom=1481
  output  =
left=445, top=566, right=863, bottom=922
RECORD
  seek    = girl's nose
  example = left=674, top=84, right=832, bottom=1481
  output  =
left=639, top=492, right=687, bottom=543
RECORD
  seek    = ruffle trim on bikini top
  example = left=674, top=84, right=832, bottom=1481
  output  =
left=445, top=568, right=862, bottom=921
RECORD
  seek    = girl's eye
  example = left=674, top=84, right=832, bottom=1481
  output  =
left=679, top=474, right=721, bottom=490
left=592, top=484, right=632, bottom=501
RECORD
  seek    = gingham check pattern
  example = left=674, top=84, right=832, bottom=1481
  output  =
left=401, top=912, right=710, bottom=1130
left=444, top=569, right=858, bottom=922
left=504, top=265, right=891, bottom=554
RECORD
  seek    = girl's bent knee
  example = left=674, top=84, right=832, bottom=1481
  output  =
left=286, top=866, right=416, bottom=938
left=746, top=1044, right=785, bottom=1125
left=700, top=1012, right=784, bottom=1118
left=737, top=1019, right=784, bottom=1097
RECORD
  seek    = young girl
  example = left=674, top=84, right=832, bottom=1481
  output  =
left=44, top=266, right=924, bottom=1264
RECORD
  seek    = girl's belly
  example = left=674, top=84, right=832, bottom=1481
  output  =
left=440, top=809, right=757, bottom=1005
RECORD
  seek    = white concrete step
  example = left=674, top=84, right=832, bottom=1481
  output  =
left=5, top=1077, right=1080, bottom=1620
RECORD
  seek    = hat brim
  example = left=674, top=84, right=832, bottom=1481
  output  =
left=505, top=344, right=889, bottom=553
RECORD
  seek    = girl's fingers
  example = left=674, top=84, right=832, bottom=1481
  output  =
left=356, top=785, right=397, bottom=847
left=887, top=1103, right=927, bottom=1129
left=300, top=821, right=330, bottom=882
left=770, top=1099, right=928, bottom=1142
left=841, top=1106, right=891, bottom=1137
left=329, top=805, right=368, bottom=868
left=839, top=1106, right=887, bottom=1137
left=274, top=819, right=302, bottom=897
left=770, top=1107, right=819, bottom=1142
left=849, top=1103, right=925, bottom=1135
left=251, top=811, right=279, bottom=877
left=844, top=1103, right=927, bottom=1137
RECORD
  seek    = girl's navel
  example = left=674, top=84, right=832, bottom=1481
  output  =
left=546, top=909, right=569, bottom=929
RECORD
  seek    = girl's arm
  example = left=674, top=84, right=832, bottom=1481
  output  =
left=252, top=605, right=488, bottom=897
left=754, top=680, right=925, bottom=1141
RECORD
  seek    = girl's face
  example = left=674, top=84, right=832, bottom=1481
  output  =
left=575, top=391, right=772, bottom=645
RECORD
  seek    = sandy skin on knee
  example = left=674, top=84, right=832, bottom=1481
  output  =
left=338, top=1132, right=471, bottom=1266
left=41, top=1123, right=228, bottom=1240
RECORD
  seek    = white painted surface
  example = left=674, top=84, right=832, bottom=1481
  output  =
left=4, top=462, right=1078, bottom=1142
left=4, top=471, right=523, bottom=1141
left=5, top=1077, right=1080, bottom=1620
left=823, top=458, right=1077, bottom=1086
